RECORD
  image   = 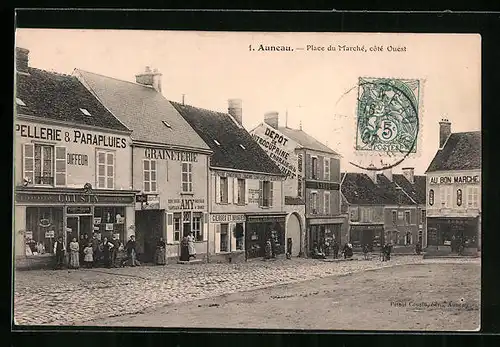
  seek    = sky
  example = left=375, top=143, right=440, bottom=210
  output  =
left=15, top=29, right=481, bottom=175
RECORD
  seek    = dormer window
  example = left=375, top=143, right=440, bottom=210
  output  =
left=80, top=108, right=91, bottom=116
left=162, top=121, right=172, bottom=129
left=214, top=139, right=221, bottom=146
left=239, top=144, right=246, bottom=150
left=16, top=98, right=26, bottom=106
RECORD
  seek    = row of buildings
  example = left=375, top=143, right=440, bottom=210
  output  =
left=13, top=47, right=481, bottom=268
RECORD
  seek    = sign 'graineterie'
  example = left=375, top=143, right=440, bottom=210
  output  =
left=144, top=148, right=198, bottom=162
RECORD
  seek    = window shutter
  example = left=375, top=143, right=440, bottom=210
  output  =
left=106, top=152, right=115, bottom=189
left=229, top=223, right=236, bottom=252
left=228, top=177, right=233, bottom=204
left=215, top=175, right=221, bottom=204
left=259, top=181, right=263, bottom=207
left=22, top=143, right=35, bottom=184
left=214, top=223, right=221, bottom=253
left=315, top=158, right=319, bottom=179
left=245, top=180, right=249, bottom=205
left=269, top=182, right=274, bottom=207
left=166, top=213, right=174, bottom=244
left=306, top=154, right=312, bottom=179
left=318, top=156, right=324, bottom=180
left=233, top=177, right=238, bottom=204
left=54, top=146, right=67, bottom=186
left=330, top=158, right=336, bottom=182
left=203, top=212, right=208, bottom=241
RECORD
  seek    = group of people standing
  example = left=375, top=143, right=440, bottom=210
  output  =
left=53, top=234, right=140, bottom=270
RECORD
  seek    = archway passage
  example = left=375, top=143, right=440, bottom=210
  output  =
left=286, top=213, right=301, bottom=257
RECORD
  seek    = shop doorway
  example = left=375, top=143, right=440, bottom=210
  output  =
left=135, top=210, right=165, bottom=264
left=286, top=213, right=301, bottom=257
left=66, top=215, right=92, bottom=248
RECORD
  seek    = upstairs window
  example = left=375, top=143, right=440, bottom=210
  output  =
left=23, top=143, right=67, bottom=186
left=392, top=210, right=397, bottom=223
left=220, top=177, right=229, bottom=203
left=311, top=191, right=318, bottom=214
left=404, top=211, right=411, bottom=224
left=143, top=159, right=157, bottom=193
left=324, top=191, right=331, bottom=214
left=260, top=181, right=273, bottom=207
left=97, top=150, right=115, bottom=189
left=467, top=187, right=479, bottom=208
left=311, top=157, right=318, bottom=179
left=181, top=162, right=193, bottom=193
left=237, top=179, right=246, bottom=205
left=324, top=158, right=330, bottom=181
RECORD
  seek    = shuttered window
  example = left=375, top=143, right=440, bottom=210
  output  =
left=181, top=162, right=193, bottom=193
left=324, top=158, right=330, bottom=181
left=97, top=150, right=115, bottom=189
left=260, top=181, right=273, bottom=207
left=311, top=156, right=318, bottom=179
left=23, top=143, right=67, bottom=186
left=220, top=177, right=229, bottom=203
left=324, top=191, right=330, bottom=214
left=143, top=159, right=157, bottom=193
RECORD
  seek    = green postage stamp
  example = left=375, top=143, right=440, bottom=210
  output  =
left=356, top=77, right=420, bottom=154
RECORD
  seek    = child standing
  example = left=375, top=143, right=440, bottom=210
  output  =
left=84, top=243, right=94, bottom=268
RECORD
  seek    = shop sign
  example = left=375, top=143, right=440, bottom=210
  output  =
left=45, top=230, right=55, bottom=238
left=167, top=198, right=205, bottom=211
left=16, top=192, right=135, bottom=204
left=25, top=230, right=33, bottom=239
left=350, top=225, right=384, bottom=232
left=305, top=180, right=340, bottom=191
left=67, top=153, right=89, bottom=166
left=15, top=123, right=128, bottom=148
left=250, top=126, right=298, bottom=179
left=210, top=214, right=246, bottom=223
left=248, top=189, right=260, bottom=204
left=67, top=206, right=92, bottom=214
left=144, top=148, right=198, bottom=162
left=429, top=175, right=480, bottom=185
left=246, top=215, right=286, bottom=224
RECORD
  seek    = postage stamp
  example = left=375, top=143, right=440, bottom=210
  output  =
left=355, top=77, right=420, bottom=155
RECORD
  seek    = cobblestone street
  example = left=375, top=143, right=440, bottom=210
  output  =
left=13, top=256, right=479, bottom=326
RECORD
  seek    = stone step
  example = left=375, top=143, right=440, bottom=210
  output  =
left=177, top=259, right=204, bottom=265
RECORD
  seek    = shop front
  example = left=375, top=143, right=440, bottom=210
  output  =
left=14, top=186, right=137, bottom=268
left=426, top=217, right=479, bottom=253
left=211, top=213, right=246, bottom=262
left=245, top=213, right=286, bottom=259
left=349, top=224, right=385, bottom=251
left=307, top=218, right=344, bottom=256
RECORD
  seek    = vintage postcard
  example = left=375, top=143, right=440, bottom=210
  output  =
left=13, top=29, right=481, bottom=331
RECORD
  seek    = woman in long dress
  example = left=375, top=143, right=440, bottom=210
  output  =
left=101, top=237, right=114, bottom=268
left=69, top=237, right=80, bottom=269
left=187, top=232, right=196, bottom=259
left=155, top=237, right=166, bottom=265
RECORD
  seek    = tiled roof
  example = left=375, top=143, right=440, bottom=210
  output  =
left=393, top=174, right=426, bottom=205
left=75, top=70, right=210, bottom=150
left=341, top=172, right=424, bottom=206
left=171, top=102, right=283, bottom=175
left=16, top=68, right=130, bottom=132
left=426, top=131, right=481, bottom=172
left=278, top=126, right=340, bottom=155
left=341, top=173, right=393, bottom=205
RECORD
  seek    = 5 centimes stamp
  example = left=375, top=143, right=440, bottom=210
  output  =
left=355, top=77, right=420, bottom=155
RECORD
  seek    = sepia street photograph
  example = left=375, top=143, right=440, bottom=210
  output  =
left=12, top=28, right=481, bottom=331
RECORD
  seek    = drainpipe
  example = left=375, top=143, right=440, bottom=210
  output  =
left=206, top=158, right=210, bottom=263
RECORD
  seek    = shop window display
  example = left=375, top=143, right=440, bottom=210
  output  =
left=25, top=207, right=64, bottom=256
left=93, top=207, right=125, bottom=243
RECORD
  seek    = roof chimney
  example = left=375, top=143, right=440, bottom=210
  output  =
left=366, top=163, right=377, bottom=184
left=135, top=66, right=162, bottom=93
left=16, top=47, right=30, bottom=74
left=402, top=167, right=415, bottom=184
left=228, top=99, right=243, bottom=126
left=264, top=111, right=279, bottom=129
left=439, top=118, right=451, bottom=149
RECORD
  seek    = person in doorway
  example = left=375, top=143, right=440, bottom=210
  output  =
left=91, top=233, right=100, bottom=267
left=79, top=234, right=88, bottom=264
left=332, top=239, right=340, bottom=259
left=187, top=232, right=196, bottom=260
left=270, top=235, right=277, bottom=258
left=126, top=235, right=138, bottom=266
left=53, top=236, right=66, bottom=269
left=286, top=238, right=293, bottom=259
left=155, top=237, right=167, bottom=265
left=111, top=235, right=120, bottom=267
left=101, top=237, right=114, bottom=268
left=264, top=238, right=272, bottom=260
left=69, top=237, right=80, bottom=269
left=83, top=242, right=94, bottom=268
